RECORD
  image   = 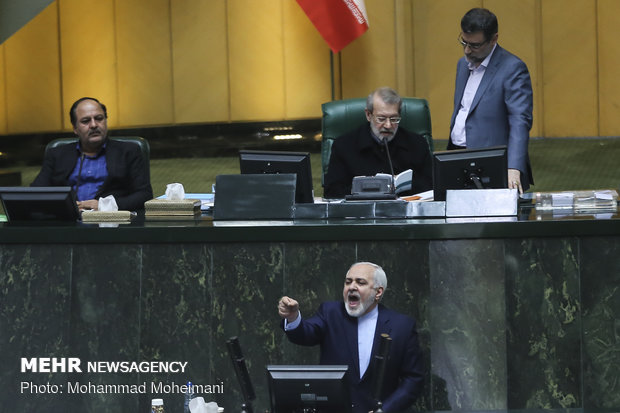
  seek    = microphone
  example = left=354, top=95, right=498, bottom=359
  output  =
left=381, top=137, right=396, bottom=194
left=75, top=153, right=86, bottom=200
left=371, top=333, right=392, bottom=413
left=226, top=336, right=255, bottom=413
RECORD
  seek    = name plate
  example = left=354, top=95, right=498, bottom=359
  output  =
left=446, top=189, right=518, bottom=217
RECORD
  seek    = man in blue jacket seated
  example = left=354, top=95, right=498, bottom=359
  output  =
left=32, top=97, right=153, bottom=211
left=324, top=87, right=433, bottom=198
left=278, top=262, right=424, bottom=413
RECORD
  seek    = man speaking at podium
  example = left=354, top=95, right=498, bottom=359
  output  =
left=323, top=87, right=433, bottom=199
left=278, top=262, right=424, bottom=413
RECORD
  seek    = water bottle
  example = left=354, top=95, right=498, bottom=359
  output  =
left=183, top=381, right=194, bottom=413
left=151, top=398, right=164, bottom=413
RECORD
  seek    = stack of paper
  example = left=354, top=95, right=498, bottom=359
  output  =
left=573, top=189, right=618, bottom=211
left=536, top=189, right=618, bottom=212
left=551, top=192, right=574, bottom=208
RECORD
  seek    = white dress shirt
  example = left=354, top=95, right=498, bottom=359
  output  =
left=450, top=44, right=497, bottom=146
left=357, top=305, right=379, bottom=378
left=283, top=304, right=380, bottom=379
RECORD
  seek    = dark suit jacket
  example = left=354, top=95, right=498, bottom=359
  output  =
left=450, top=44, right=534, bottom=189
left=31, top=139, right=153, bottom=211
left=324, top=125, right=433, bottom=198
left=284, top=302, right=424, bottom=413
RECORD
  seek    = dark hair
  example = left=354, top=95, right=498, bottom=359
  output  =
left=461, top=8, right=498, bottom=41
left=69, top=97, right=108, bottom=126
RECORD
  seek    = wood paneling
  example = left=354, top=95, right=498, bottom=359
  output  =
left=394, top=1, right=414, bottom=96
left=58, top=0, right=118, bottom=129
left=597, top=0, right=620, bottom=136
left=341, top=0, right=398, bottom=99
left=115, top=0, right=174, bottom=126
left=0, top=0, right=619, bottom=138
left=541, top=0, right=598, bottom=137
left=486, top=0, right=541, bottom=138
left=4, top=3, right=61, bottom=133
left=412, top=0, right=479, bottom=141
left=0, top=45, right=7, bottom=135
left=171, top=0, right=229, bottom=124
left=282, top=0, right=332, bottom=119
left=228, top=0, right=284, bottom=121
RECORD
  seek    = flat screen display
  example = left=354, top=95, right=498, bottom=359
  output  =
left=433, top=146, right=508, bottom=201
left=266, top=365, right=352, bottom=413
left=239, top=150, right=314, bottom=204
left=0, top=186, right=79, bottom=221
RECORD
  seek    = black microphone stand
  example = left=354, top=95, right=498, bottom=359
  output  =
left=371, top=333, right=392, bottom=413
left=381, top=138, right=396, bottom=194
left=226, top=337, right=256, bottom=413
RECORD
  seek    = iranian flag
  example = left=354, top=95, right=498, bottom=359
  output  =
left=296, top=0, right=369, bottom=53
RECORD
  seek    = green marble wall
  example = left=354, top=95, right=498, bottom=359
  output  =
left=0, top=244, right=73, bottom=411
left=1, top=236, right=619, bottom=413
left=505, top=238, right=581, bottom=409
left=580, top=237, right=620, bottom=409
left=430, top=239, right=507, bottom=410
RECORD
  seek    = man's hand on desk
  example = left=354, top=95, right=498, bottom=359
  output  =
left=278, top=296, right=299, bottom=323
left=508, top=168, right=523, bottom=195
left=77, top=199, right=99, bottom=211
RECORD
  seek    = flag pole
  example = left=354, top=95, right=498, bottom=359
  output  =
left=330, top=50, right=343, bottom=101
left=330, top=50, right=335, bottom=101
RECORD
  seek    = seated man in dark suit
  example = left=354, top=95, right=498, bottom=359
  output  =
left=324, top=87, right=433, bottom=198
left=32, top=97, right=153, bottom=211
left=278, top=262, right=424, bottom=413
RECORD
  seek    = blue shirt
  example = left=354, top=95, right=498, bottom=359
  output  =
left=68, top=143, right=108, bottom=201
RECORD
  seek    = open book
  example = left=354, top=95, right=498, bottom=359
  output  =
left=375, top=169, right=413, bottom=195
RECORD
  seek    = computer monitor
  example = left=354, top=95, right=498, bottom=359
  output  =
left=266, top=365, right=352, bottom=413
left=239, top=150, right=314, bottom=204
left=433, top=145, right=508, bottom=201
left=0, top=186, right=80, bottom=221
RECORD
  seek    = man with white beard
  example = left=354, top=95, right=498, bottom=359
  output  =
left=278, top=262, right=424, bottom=413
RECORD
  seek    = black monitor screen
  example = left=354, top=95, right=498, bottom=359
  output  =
left=266, top=365, right=352, bottom=413
left=433, top=145, right=508, bottom=201
left=239, top=150, right=314, bottom=204
left=0, top=186, right=79, bottom=221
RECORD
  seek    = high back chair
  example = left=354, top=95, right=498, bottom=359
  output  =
left=320, top=97, right=433, bottom=186
left=45, top=136, right=151, bottom=177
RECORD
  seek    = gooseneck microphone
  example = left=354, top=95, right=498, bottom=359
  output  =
left=74, top=153, right=86, bottom=200
left=381, top=137, right=396, bottom=194
left=372, top=333, right=392, bottom=413
left=226, top=336, right=255, bottom=413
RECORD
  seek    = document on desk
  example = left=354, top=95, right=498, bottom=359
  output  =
left=574, top=189, right=618, bottom=210
left=551, top=192, right=573, bottom=208
left=156, top=193, right=215, bottom=211
left=535, top=189, right=618, bottom=211
left=374, top=169, right=413, bottom=195
left=400, top=189, right=434, bottom=202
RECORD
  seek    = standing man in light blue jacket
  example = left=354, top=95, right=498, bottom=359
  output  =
left=449, top=8, right=534, bottom=193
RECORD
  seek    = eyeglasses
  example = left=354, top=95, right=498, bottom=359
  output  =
left=458, top=34, right=490, bottom=50
left=371, top=114, right=401, bottom=124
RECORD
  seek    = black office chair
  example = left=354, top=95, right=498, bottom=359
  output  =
left=320, top=97, right=433, bottom=186
left=45, top=136, right=151, bottom=177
